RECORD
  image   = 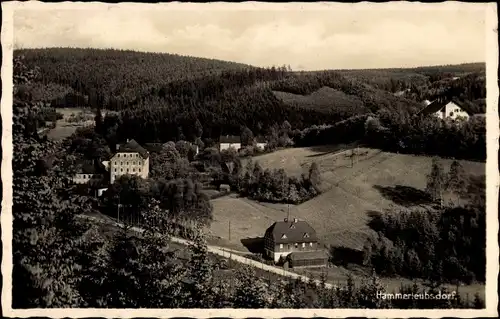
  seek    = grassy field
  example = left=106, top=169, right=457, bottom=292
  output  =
left=209, top=145, right=486, bottom=298
left=211, top=146, right=485, bottom=251
left=46, top=107, right=95, bottom=140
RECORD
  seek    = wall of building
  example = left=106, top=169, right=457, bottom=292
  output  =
left=256, top=142, right=267, bottom=150
left=110, top=152, right=149, bottom=184
left=220, top=143, right=241, bottom=151
left=72, top=174, right=102, bottom=184
left=266, top=241, right=321, bottom=262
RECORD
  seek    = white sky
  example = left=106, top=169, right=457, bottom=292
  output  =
left=10, top=2, right=492, bottom=70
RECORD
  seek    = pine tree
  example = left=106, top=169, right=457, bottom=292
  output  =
left=446, top=160, right=468, bottom=205
left=308, top=162, right=321, bottom=190
left=426, top=157, right=446, bottom=206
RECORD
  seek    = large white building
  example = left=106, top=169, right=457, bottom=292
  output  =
left=219, top=135, right=241, bottom=151
left=108, top=139, right=150, bottom=184
left=418, top=98, right=472, bottom=121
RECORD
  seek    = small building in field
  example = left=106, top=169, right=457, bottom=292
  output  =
left=109, top=139, right=149, bottom=184
left=264, top=218, right=323, bottom=263
left=219, top=184, right=231, bottom=193
left=286, top=250, right=329, bottom=268
left=219, top=135, right=241, bottom=151
left=418, top=98, right=473, bottom=121
left=255, top=136, right=268, bottom=150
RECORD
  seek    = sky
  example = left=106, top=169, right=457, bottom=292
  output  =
left=11, top=2, right=492, bottom=70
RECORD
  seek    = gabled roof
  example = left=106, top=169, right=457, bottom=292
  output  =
left=265, top=219, right=318, bottom=244
left=75, top=159, right=106, bottom=174
left=116, top=139, right=149, bottom=158
left=255, top=136, right=267, bottom=143
left=219, top=135, right=241, bottom=143
left=143, top=142, right=164, bottom=153
left=418, top=97, right=475, bottom=116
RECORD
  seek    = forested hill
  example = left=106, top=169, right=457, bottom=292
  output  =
left=15, top=48, right=483, bottom=143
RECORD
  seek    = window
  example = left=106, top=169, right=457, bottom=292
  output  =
left=449, top=111, right=454, bottom=116
left=114, top=168, right=117, bottom=172
left=279, top=244, right=283, bottom=249
left=294, top=243, right=298, bottom=248
left=139, top=168, right=141, bottom=172
left=126, top=168, right=129, bottom=172
left=309, top=243, right=313, bottom=247
left=126, top=162, right=129, bottom=165
left=121, top=168, right=123, bottom=172
left=120, top=162, right=123, bottom=165
left=117, top=154, right=120, bottom=157
left=304, top=233, right=310, bottom=238
left=287, top=244, right=291, bottom=250
left=281, top=234, right=287, bottom=239
left=133, top=162, right=136, bottom=165
left=302, top=243, right=305, bottom=248
left=133, top=168, right=135, bottom=172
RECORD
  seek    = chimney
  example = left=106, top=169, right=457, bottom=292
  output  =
left=293, top=218, right=298, bottom=223
left=126, top=138, right=130, bottom=143
left=116, top=144, right=120, bottom=151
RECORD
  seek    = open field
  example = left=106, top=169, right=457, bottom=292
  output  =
left=211, top=146, right=485, bottom=251
left=46, top=107, right=95, bottom=140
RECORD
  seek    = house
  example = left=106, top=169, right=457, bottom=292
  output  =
left=255, top=136, right=268, bottom=150
left=72, top=159, right=106, bottom=184
left=219, top=135, right=241, bottom=151
left=264, top=218, right=323, bottom=264
left=418, top=98, right=473, bottom=121
left=109, top=139, right=150, bottom=184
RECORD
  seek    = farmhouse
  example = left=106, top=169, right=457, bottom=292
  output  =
left=108, top=139, right=150, bottom=184
left=264, top=218, right=325, bottom=266
left=418, top=98, right=473, bottom=121
left=219, top=135, right=241, bottom=151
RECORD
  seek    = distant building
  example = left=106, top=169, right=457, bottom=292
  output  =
left=72, top=159, right=106, bottom=184
left=264, top=218, right=324, bottom=265
left=219, top=135, right=241, bottom=151
left=109, top=139, right=149, bottom=184
left=286, top=250, right=329, bottom=269
left=255, top=136, right=268, bottom=150
left=418, top=98, right=473, bottom=121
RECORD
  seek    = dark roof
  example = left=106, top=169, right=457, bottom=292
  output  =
left=117, top=139, right=149, bottom=158
left=418, top=98, right=475, bottom=116
left=265, top=219, right=318, bottom=244
left=143, top=143, right=164, bottom=153
left=75, top=159, right=106, bottom=174
left=255, top=136, right=267, bottom=143
left=289, top=250, right=328, bottom=261
left=219, top=135, right=241, bottom=143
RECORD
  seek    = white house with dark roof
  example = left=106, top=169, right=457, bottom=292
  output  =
left=109, top=139, right=150, bottom=184
left=418, top=98, right=473, bottom=121
left=263, top=218, right=324, bottom=265
left=219, top=135, right=241, bottom=151
left=72, top=159, right=106, bottom=185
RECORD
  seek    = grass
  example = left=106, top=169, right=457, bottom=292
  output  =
left=209, top=146, right=486, bottom=297
left=46, top=107, right=95, bottom=140
left=215, top=146, right=485, bottom=251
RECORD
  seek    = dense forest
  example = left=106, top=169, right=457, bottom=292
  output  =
left=12, top=56, right=487, bottom=309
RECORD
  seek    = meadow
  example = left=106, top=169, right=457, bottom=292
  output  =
left=210, top=146, right=485, bottom=251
